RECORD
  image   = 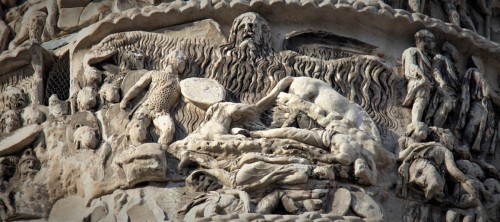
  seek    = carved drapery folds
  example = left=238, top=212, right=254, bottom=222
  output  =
left=0, top=1, right=500, bottom=221
left=399, top=29, right=500, bottom=222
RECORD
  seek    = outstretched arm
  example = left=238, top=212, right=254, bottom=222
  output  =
left=255, top=77, right=294, bottom=112
left=120, top=72, right=152, bottom=109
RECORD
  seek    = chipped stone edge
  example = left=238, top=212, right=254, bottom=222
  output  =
left=72, top=0, right=499, bottom=51
left=68, top=0, right=500, bottom=93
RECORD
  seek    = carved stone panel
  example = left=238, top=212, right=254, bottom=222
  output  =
left=0, top=1, right=499, bottom=221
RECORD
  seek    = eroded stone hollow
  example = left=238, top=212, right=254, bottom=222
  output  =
left=0, top=1, right=499, bottom=221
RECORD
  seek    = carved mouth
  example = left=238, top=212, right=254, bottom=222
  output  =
left=243, top=32, right=254, bottom=40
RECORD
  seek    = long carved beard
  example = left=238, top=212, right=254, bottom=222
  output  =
left=238, top=41, right=258, bottom=61
left=209, top=45, right=279, bottom=104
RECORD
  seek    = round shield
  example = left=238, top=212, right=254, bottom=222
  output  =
left=180, top=78, right=226, bottom=110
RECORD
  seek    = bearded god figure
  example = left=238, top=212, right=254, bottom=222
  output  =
left=84, top=12, right=394, bottom=129
left=3, top=1, right=500, bottom=221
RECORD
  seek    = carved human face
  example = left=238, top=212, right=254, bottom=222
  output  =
left=49, top=94, right=66, bottom=117
left=484, top=178, right=500, bottom=195
left=416, top=31, right=435, bottom=55
left=409, top=159, right=444, bottom=201
left=1, top=110, right=21, bottom=133
left=83, top=131, right=98, bottom=149
left=166, top=50, right=187, bottom=74
left=235, top=14, right=263, bottom=49
left=172, top=57, right=186, bottom=74
left=83, top=67, right=103, bottom=88
left=5, top=87, right=26, bottom=110
left=19, top=150, right=40, bottom=175
left=23, top=159, right=36, bottom=171
left=132, top=106, right=151, bottom=121
left=20, top=159, right=39, bottom=175
left=127, top=119, right=148, bottom=143
left=108, top=86, right=120, bottom=103
left=74, top=126, right=100, bottom=150
left=100, top=84, right=120, bottom=103
left=22, top=106, right=45, bottom=125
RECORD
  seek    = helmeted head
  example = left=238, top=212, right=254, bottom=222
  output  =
left=18, top=149, right=40, bottom=176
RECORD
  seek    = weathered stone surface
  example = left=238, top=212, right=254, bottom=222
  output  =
left=180, top=77, right=226, bottom=110
left=0, top=124, right=41, bottom=156
left=351, top=191, right=383, bottom=219
left=1, top=1, right=500, bottom=222
left=330, top=188, right=351, bottom=217
left=115, top=143, right=168, bottom=186
left=57, top=0, right=92, bottom=8
left=57, top=7, right=84, bottom=31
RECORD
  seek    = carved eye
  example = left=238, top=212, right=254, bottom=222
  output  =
left=75, top=123, right=82, bottom=129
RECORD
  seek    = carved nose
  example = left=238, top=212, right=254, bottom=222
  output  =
left=244, top=23, right=253, bottom=32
